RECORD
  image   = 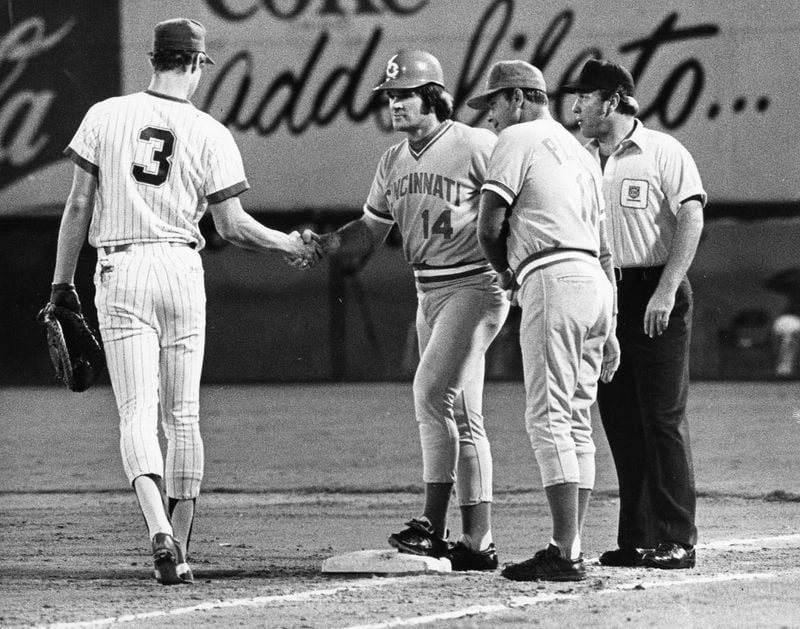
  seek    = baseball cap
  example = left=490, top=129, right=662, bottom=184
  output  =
left=152, top=18, right=215, bottom=64
left=562, top=59, right=634, bottom=95
left=466, top=60, right=547, bottom=110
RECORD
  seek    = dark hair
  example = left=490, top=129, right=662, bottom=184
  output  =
left=149, top=50, right=200, bottom=72
left=417, top=84, right=454, bottom=121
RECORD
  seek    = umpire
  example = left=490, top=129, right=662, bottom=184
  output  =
left=564, top=59, right=705, bottom=570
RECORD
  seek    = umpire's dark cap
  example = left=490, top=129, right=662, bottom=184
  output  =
left=153, top=18, right=215, bottom=64
left=467, top=60, right=547, bottom=110
left=562, top=58, right=634, bottom=95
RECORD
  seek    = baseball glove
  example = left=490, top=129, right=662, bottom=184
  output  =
left=37, top=303, right=106, bottom=392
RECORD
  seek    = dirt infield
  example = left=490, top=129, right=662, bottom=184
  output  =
left=1, top=382, right=799, bottom=627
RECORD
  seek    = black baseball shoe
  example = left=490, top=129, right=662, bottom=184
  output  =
left=446, top=541, right=498, bottom=571
left=598, top=546, right=652, bottom=567
left=501, top=544, right=586, bottom=582
left=152, top=532, right=193, bottom=585
left=643, top=542, right=696, bottom=570
left=388, top=517, right=448, bottom=558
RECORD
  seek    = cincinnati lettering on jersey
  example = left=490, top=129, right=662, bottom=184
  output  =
left=388, top=172, right=463, bottom=206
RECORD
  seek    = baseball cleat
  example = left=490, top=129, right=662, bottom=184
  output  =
left=446, top=541, right=498, bottom=571
left=598, top=546, right=652, bottom=567
left=152, top=532, right=193, bottom=585
left=642, top=542, right=696, bottom=570
left=501, top=544, right=586, bottom=582
left=388, top=517, right=448, bottom=558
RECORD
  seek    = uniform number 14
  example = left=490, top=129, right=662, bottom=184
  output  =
left=421, top=209, right=453, bottom=239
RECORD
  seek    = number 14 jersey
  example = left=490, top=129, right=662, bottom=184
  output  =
left=65, top=90, right=249, bottom=250
left=363, top=120, right=497, bottom=268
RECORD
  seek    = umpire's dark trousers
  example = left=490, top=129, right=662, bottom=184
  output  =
left=597, top=266, right=698, bottom=549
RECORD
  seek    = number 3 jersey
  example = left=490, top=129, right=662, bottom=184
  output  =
left=64, top=90, right=250, bottom=250
left=482, top=118, right=606, bottom=274
left=363, top=120, right=496, bottom=269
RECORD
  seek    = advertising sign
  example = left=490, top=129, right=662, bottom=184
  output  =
left=0, top=0, right=796, bottom=214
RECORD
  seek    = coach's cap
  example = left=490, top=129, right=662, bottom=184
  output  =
left=467, top=60, right=547, bottom=110
left=153, top=18, right=214, bottom=64
left=562, top=59, right=634, bottom=95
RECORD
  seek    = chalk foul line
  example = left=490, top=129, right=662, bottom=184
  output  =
left=41, top=534, right=800, bottom=629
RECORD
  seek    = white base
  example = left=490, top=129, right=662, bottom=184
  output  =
left=321, top=549, right=452, bottom=575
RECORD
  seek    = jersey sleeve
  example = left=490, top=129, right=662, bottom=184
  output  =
left=204, top=125, right=251, bottom=204
left=661, top=138, right=707, bottom=213
left=481, top=129, right=528, bottom=206
left=363, top=150, right=394, bottom=225
left=63, top=105, right=101, bottom=176
left=468, top=128, right=497, bottom=189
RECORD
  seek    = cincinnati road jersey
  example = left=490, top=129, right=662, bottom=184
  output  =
left=583, top=119, right=707, bottom=267
left=482, top=118, right=606, bottom=278
left=64, top=90, right=250, bottom=250
left=363, top=120, right=496, bottom=272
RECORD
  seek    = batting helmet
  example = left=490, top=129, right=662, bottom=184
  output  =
left=374, top=50, right=445, bottom=91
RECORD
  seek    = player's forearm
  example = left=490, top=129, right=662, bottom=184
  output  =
left=52, top=201, right=92, bottom=285
left=211, top=197, right=300, bottom=255
left=477, top=192, right=510, bottom=272
left=321, top=218, right=382, bottom=259
left=226, top=215, right=297, bottom=253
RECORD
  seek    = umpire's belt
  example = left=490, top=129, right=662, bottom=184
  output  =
left=101, top=241, right=197, bottom=255
left=614, top=265, right=665, bottom=283
left=516, top=248, right=598, bottom=285
left=412, top=260, right=493, bottom=283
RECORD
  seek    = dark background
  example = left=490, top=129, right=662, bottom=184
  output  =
left=3, top=204, right=799, bottom=386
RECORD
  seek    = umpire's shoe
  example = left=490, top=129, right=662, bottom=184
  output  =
left=388, top=517, right=448, bottom=557
left=152, top=532, right=194, bottom=585
left=501, top=544, right=585, bottom=582
left=643, top=542, right=696, bottom=570
left=447, top=541, right=498, bottom=571
left=598, top=546, right=652, bottom=567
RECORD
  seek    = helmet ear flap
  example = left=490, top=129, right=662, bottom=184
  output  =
left=374, top=50, right=444, bottom=91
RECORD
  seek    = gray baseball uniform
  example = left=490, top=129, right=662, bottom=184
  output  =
left=482, top=117, right=613, bottom=489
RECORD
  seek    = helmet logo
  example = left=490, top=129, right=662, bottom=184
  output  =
left=385, top=55, right=400, bottom=80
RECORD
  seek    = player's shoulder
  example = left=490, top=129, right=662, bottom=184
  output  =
left=450, top=120, right=496, bottom=144
left=84, top=93, right=136, bottom=117
left=445, top=121, right=497, bottom=158
left=193, top=108, right=230, bottom=135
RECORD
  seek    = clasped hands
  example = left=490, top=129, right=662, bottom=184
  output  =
left=284, top=229, right=325, bottom=270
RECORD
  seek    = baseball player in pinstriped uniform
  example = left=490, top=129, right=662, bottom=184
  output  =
left=471, top=60, right=619, bottom=581
left=46, top=18, right=319, bottom=584
left=566, top=59, right=705, bottom=570
left=304, top=50, right=510, bottom=570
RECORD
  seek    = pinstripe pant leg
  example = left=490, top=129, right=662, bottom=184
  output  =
left=95, top=251, right=163, bottom=484
left=154, top=247, right=206, bottom=500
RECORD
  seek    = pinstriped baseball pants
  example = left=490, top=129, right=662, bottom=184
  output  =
left=94, top=243, right=206, bottom=500
left=413, top=271, right=509, bottom=505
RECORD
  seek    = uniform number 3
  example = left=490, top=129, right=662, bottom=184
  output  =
left=132, top=126, right=175, bottom=186
left=421, top=209, right=453, bottom=239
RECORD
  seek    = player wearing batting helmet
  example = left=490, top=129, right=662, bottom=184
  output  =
left=303, top=50, right=510, bottom=570
left=46, top=17, right=319, bottom=585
